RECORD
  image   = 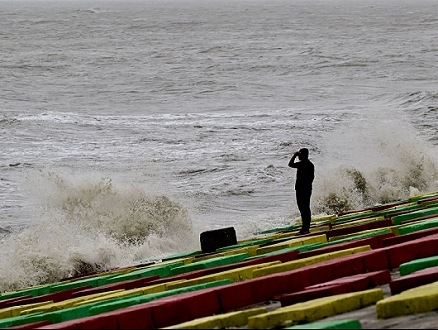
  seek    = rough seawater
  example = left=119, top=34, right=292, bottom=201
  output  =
left=1, top=0, right=438, bottom=292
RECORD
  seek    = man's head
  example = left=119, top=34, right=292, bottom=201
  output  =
left=298, top=148, right=309, bottom=160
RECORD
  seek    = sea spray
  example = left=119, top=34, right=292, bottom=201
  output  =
left=313, top=112, right=438, bottom=215
left=0, top=170, right=198, bottom=293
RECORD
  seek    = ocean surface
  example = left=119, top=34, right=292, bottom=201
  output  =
left=1, top=0, right=438, bottom=291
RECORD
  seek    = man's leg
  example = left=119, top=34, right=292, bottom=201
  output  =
left=296, top=190, right=312, bottom=233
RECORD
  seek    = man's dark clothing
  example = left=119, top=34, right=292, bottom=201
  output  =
left=291, top=159, right=314, bottom=191
left=290, top=159, right=314, bottom=232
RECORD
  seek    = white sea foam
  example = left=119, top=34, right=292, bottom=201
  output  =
left=0, top=170, right=199, bottom=292
left=313, top=104, right=438, bottom=214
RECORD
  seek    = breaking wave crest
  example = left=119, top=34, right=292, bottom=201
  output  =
left=314, top=118, right=438, bottom=215
left=0, top=171, right=197, bottom=293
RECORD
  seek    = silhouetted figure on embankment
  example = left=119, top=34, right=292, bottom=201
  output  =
left=289, top=148, right=314, bottom=235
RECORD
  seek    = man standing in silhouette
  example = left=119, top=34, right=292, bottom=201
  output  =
left=289, top=148, right=314, bottom=235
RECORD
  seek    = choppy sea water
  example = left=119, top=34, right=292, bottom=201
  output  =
left=0, top=0, right=438, bottom=291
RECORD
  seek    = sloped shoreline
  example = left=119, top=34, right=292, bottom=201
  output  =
left=2, top=191, right=438, bottom=328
